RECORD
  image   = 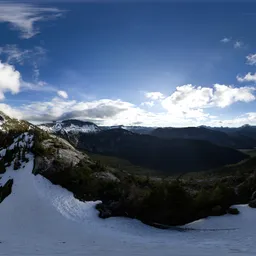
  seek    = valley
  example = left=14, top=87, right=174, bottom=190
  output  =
left=0, top=113, right=256, bottom=255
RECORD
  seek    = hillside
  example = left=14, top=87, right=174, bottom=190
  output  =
left=151, top=127, right=256, bottom=149
left=1, top=111, right=256, bottom=230
left=74, top=128, right=248, bottom=174
left=2, top=152, right=256, bottom=256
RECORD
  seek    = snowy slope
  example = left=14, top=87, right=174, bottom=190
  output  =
left=39, top=120, right=100, bottom=134
left=0, top=153, right=256, bottom=255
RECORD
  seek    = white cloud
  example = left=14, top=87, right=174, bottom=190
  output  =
left=141, top=101, right=154, bottom=107
left=161, top=85, right=213, bottom=111
left=145, top=91, right=165, bottom=100
left=0, top=103, right=23, bottom=119
left=237, top=72, right=256, bottom=82
left=160, top=84, right=255, bottom=114
left=220, top=37, right=231, bottom=43
left=213, top=84, right=255, bottom=107
left=0, top=3, right=64, bottom=39
left=0, top=94, right=256, bottom=127
left=234, top=41, right=243, bottom=48
left=0, top=45, right=46, bottom=82
left=0, top=57, right=64, bottom=98
left=57, top=90, right=68, bottom=99
left=0, top=97, right=208, bottom=127
left=206, top=112, right=256, bottom=127
left=246, top=54, right=256, bottom=65
left=0, top=61, right=21, bottom=100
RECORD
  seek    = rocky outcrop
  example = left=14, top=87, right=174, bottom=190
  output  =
left=249, top=199, right=256, bottom=208
left=33, top=136, right=90, bottom=175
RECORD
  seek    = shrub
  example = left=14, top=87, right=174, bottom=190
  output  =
left=227, top=207, right=240, bottom=215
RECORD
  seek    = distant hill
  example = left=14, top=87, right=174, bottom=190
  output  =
left=151, top=127, right=256, bottom=149
left=100, top=125, right=154, bottom=134
left=74, top=128, right=248, bottom=174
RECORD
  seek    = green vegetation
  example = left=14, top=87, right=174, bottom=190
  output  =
left=88, top=153, right=160, bottom=176
left=227, top=207, right=240, bottom=215
left=240, top=149, right=256, bottom=158
left=32, top=128, right=52, bottom=156
left=41, top=155, right=244, bottom=226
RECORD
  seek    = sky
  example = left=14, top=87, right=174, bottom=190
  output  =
left=0, top=0, right=256, bottom=127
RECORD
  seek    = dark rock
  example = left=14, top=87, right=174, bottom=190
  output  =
left=227, top=207, right=240, bottom=215
left=0, top=179, right=13, bottom=203
left=251, top=191, right=256, bottom=201
left=211, top=205, right=223, bottom=216
left=96, top=203, right=112, bottom=219
left=249, top=199, right=256, bottom=208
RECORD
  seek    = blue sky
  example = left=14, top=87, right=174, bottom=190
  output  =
left=0, top=1, right=256, bottom=127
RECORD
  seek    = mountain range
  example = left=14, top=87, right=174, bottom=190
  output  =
left=39, top=119, right=251, bottom=174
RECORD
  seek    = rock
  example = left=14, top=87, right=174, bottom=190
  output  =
left=92, top=172, right=120, bottom=182
left=227, top=207, right=240, bottom=215
left=96, top=201, right=123, bottom=219
left=33, top=136, right=90, bottom=175
left=251, top=191, right=256, bottom=201
left=210, top=205, right=223, bottom=216
left=249, top=199, right=256, bottom=208
left=96, top=203, right=112, bottom=219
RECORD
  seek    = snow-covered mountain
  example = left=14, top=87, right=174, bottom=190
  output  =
left=38, top=119, right=101, bottom=134
left=100, top=125, right=155, bottom=134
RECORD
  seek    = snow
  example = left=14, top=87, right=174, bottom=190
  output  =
left=0, top=156, right=256, bottom=255
left=39, top=122, right=100, bottom=134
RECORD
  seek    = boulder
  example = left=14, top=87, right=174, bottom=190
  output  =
left=249, top=199, right=256, bottom=208
left=227, top=207, right=240, bottom=215
left=96, top=203, right=112, bottom=219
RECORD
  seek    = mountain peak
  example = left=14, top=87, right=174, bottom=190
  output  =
left=38, top=119, right=101, bottom=134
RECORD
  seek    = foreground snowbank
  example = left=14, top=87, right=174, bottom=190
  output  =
left=0, top=156, right=255, bottom=255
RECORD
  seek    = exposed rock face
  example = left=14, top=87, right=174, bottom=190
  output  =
left=33, top=136, right=90, bottom=175
left=91, top=172, right=120, bottom=182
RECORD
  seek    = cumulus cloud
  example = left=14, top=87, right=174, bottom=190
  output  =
left=0, top=57, right=66, bottom=99
left=213, top=84, right=255, bottom=107
left=0, top=61, right=21, bottom=100
left=237, top=72, right=256, bottom=83
left=57, top=90, right=68, bottom=99
left=0, top=94, right=256, bottom=127
left=9, top=98, right=132, bottom=123
left=145, top=91, right=165, bottom=100
left=220, top=37, right=231, bottom=43
left=246, top=54, right=256, bottom=65
left=161, top=85, right=213, bottom=111
left=161, top=84, right=255, bottom=111
left=0, top=97, right=207, bottom=127
left=0, top=2, right=64, bottom=39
